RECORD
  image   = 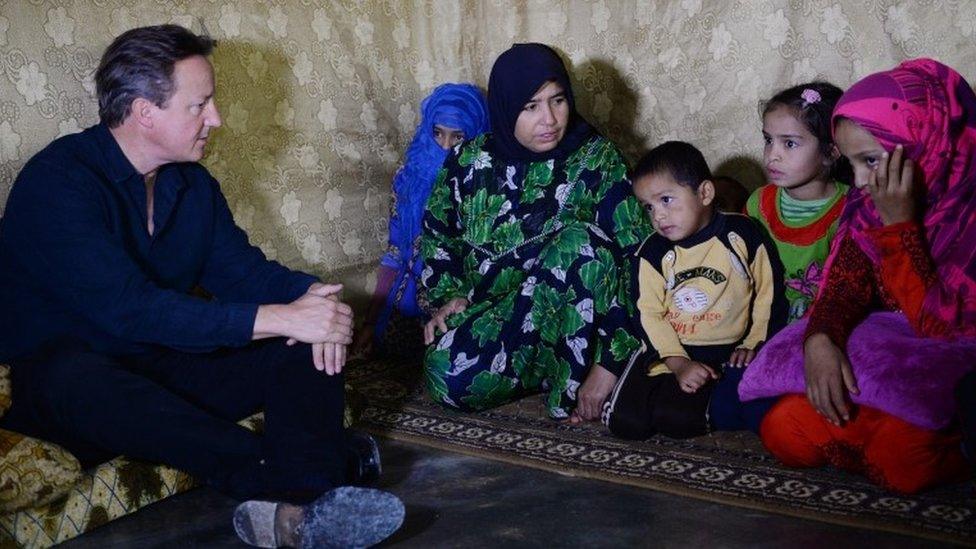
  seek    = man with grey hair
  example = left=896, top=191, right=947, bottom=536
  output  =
left=0, top=24, right=403, bottom=547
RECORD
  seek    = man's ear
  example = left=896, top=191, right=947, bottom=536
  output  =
left=699, top=179, right=715, bottom=206
left=129, top=97, right=155, bottom=129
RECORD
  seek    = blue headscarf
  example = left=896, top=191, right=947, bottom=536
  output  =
left=376, top=83, right=489, bottom=340
left=487, top=43, right=594, bottom=163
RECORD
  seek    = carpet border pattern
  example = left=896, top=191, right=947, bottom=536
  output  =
left=352, top=359, right=975, bottom=545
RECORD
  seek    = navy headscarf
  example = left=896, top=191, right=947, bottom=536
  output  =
left=487, top=43, right=594, bottom=163
left=377, top=83, right=488, bottom=338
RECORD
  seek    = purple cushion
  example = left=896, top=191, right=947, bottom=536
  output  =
left=739, top=312, right=976, bottom=430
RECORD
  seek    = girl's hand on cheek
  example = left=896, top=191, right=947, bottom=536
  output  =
left=867, top=144, right=916, bottom=225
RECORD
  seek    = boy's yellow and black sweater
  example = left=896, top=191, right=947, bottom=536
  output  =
left=634, top=212, right=788, bottom=373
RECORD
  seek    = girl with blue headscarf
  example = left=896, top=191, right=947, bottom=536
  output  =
left=356, top=83, right=489, bottom=356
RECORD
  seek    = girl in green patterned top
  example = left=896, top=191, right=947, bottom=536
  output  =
left=420, top=44, right=650, bottom=420
left=748, top=82, right=851, bottom=322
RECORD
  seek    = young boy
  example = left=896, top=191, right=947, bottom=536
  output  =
left=604, top=141, right=787, bottom=439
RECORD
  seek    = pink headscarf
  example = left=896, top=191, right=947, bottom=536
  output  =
left=830, top=58, right=976, bottom=335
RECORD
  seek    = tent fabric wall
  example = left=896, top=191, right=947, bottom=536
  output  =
left=0, top=1, right=972, bottom=295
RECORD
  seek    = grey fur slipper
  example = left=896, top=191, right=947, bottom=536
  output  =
left=233, top=500, right=281, bottom=548
left=234, top=486, right=404, bottom=548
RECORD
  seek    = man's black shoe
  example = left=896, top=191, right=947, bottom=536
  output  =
left=345, top=430, right=381, bottom=486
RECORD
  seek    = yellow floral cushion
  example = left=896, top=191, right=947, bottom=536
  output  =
left=0, top=364, right=83, bottom=513
left=0, top=365, right=10, bottom=417
left=0, top=429, right=82, bottom=513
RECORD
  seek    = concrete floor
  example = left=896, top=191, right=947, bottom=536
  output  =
left=63, top=439, right=938, bottom=548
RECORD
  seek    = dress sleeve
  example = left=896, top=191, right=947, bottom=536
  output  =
left=804, top=235, right=876, bottom=348
left=868, top=221, right=954, bottom=337
left=596, top=165, right=652, bottom=255
left=420, top=154, right=472, bottom=310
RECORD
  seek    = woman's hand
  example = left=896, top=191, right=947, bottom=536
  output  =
left=666, top=356, right=719, bottom=393
left=803, top=333, right=860, bottom=425
left=868, top=144, right=916, bottom=225
left=569, top=364, right=618, bottom=423
left=423, top=297, right=469, bottom=344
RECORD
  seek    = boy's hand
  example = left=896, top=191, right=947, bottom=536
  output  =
left=727, top=347, right=755, bottom=368
left=666, top=356, right=719, bottom=393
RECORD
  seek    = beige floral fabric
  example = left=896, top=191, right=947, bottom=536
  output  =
left=0, top=1, right=973, bottom=309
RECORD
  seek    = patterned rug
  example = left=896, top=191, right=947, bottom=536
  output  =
left=349, top=357, right=976, bottom=546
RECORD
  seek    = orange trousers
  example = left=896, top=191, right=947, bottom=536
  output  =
left=760, top=394, right=970, bottom=494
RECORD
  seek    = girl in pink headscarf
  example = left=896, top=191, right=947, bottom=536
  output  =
left=740, top=58, right=976, bottom=493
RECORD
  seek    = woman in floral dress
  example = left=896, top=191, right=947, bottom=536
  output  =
left=420, top=43, right=650, bottom=419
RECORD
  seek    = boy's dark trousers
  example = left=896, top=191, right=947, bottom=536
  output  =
left=605, top=344, right=773, bottom=439
left=0, top=338, right=349, bottom=501
left=956, top=370, right=976, bottom=465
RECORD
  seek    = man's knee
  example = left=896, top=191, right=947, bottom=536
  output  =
left=260, top=340, right=347, bottom=391
left=262, top=339, right=315, bottom=369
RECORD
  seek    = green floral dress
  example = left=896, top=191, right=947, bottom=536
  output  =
left=420, top=134, right=651, bottom=418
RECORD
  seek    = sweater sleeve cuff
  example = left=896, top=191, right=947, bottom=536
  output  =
left=283, top=273, right=320, bottom=303
left=225, top=302, right=260, bottom=346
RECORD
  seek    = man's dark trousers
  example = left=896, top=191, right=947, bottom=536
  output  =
left=0, top=338, right=347, bottom=500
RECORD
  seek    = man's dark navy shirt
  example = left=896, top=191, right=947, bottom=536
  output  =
left=0, top=124, right=317, bottom=361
